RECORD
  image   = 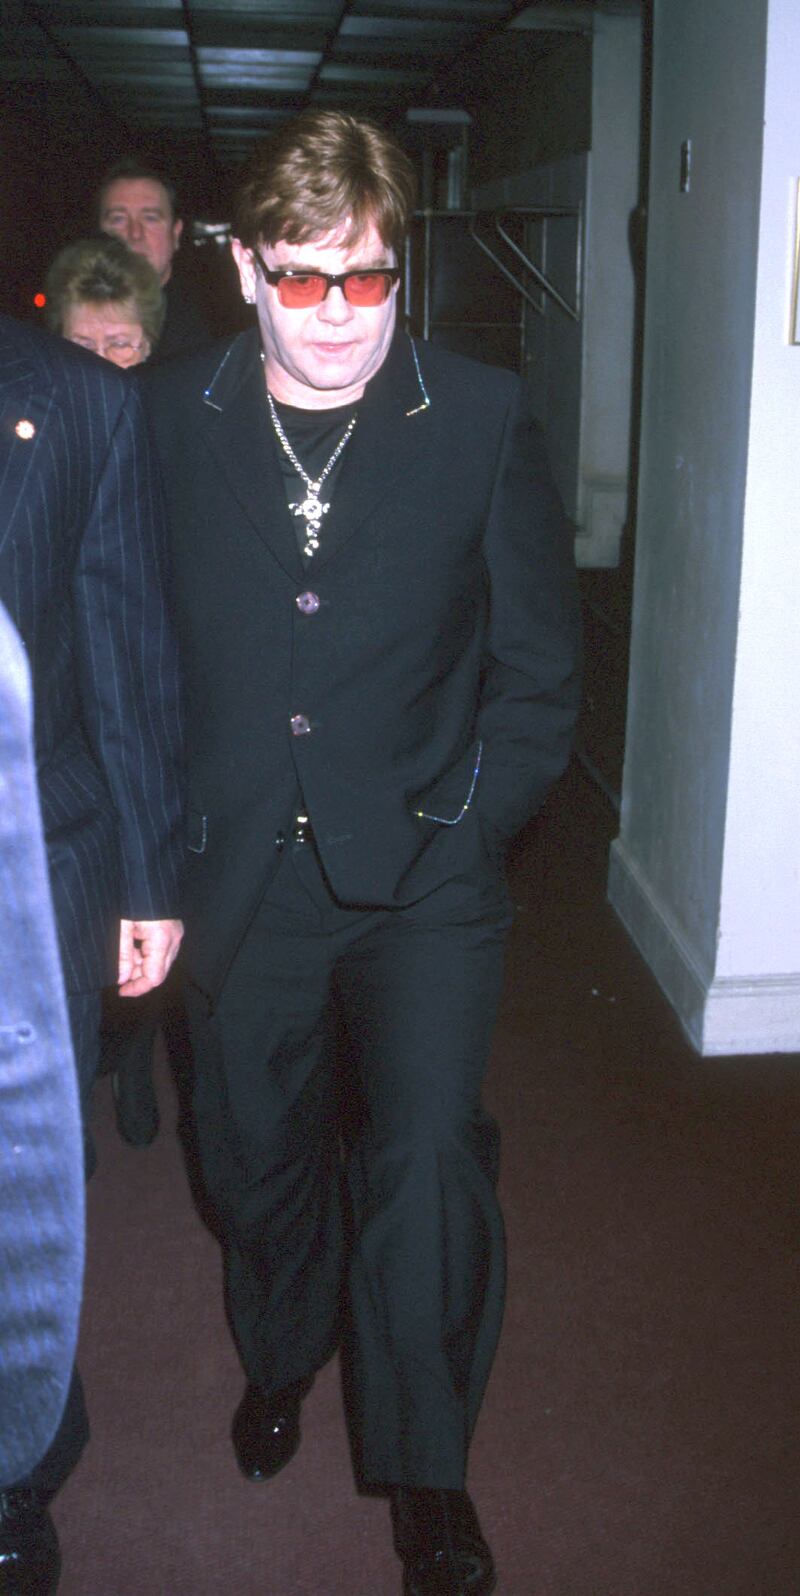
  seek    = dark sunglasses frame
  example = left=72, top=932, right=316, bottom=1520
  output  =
left=251, top=248, right=400, bottom=306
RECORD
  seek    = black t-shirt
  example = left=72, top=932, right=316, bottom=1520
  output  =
left=270, top=398, right=359, bottom=562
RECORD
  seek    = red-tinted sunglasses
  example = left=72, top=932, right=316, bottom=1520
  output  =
left=252, top=248, right=400, bottom=308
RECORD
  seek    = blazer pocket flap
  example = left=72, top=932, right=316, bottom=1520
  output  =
left=412, top=741, right=482, bottom=826
left=186, top=809, right=208, bottom=854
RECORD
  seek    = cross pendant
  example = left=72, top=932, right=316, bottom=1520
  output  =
left=291, top=493, right=330, bottom=524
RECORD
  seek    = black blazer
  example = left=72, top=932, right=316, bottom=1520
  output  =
left=0, top=315, right=183, bottom=993
left=147, top=329, right=581, bottom=1001
left=151, top=274, right=213, bottom=364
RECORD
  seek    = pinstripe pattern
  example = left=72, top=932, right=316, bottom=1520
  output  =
left=0, top=315, right=183, bottom=995
left=0, top=600, right=85, bottom=1486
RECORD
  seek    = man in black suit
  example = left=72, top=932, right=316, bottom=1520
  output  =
left=0, top=315, right=183, bottom=1592
left=146, top=110, right=580, bottom=1596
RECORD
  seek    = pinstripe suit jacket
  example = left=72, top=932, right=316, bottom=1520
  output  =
left=0, top=315, right=183, bottom=994
left=0, top=600, right=84, bottom=1485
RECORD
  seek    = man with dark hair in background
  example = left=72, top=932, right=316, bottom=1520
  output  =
left=97, top=157, right=211, bottom=361
left=0, top=312, right=183, bottom=1592
left=147, top=109, right=580, bottom=1595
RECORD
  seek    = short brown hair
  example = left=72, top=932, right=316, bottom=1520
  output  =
left=233, top=110, right=417, bottom=255
left=96, top=159, right=179, bottom=224
left=44, top=235, right=165, bottom=349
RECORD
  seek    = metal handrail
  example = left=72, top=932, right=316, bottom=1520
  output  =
left=405, top=207, right=583, bottom=352
left=469, top=207, right=582, bottom=322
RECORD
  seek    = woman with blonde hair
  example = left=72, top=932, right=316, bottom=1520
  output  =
left=45, top=233, right=164, bottom=367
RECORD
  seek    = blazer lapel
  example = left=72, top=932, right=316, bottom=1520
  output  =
left=194, top=330, right=432, bottom=579
left=197, top=331, right=305, bottom=582
left=309, top=332, right=433, bottom=573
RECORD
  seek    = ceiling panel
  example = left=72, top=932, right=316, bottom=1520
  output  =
left=4, top=0, right=609, bottom=174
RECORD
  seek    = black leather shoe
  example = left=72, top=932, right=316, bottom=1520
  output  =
left=111, top=1056, right=159, bottom=1147
left=390, top=1488, right=496, bottom=1596
left=0, top=1488, right=61, bottom=1595
left=231, top=1377, right=311, bottom=1481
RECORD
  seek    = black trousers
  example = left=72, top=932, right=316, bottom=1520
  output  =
left=99, top=983, right=161, bottom=1076
left=185, top=834, right=512, bottom=1490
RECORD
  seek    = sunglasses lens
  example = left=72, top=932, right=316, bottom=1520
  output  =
left=277, top=274, right=327, bottom=307
left=343, top=272, right=393, bottom=305
left=273, top=270, right=396, bottom=307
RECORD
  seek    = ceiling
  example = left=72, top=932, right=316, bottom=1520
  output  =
left=2, top=1, right=633, bottom=177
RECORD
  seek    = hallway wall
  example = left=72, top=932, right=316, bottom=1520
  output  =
left=716, top=0, right=800, bottom=997
left=609, top=0, right=800, bottom=1053
left=472, top=10, right=641, bottom=568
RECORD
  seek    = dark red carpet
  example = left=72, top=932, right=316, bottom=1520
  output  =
left=54, top=764, right=800, bottom=1593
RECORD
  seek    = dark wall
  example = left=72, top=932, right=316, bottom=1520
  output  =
left=432, top=32, right=591, bottom=192
left=0, top=81, right=236, bottom=322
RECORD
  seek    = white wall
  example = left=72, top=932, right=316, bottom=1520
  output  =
left=711, top=0, right=800, bottom=1041
left=609, top=0, right=800, bottom=1053
left=578, top=10, right=641, bottom=566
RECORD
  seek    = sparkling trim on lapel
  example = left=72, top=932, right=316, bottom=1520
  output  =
left=406, top=337, right=432, bottom=416
left=202, top=342, right=237, bottom=411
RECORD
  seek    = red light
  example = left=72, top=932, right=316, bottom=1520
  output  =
left=33, top=293, right=46, bottom=309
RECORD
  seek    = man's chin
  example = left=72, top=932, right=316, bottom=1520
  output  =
left=302, top=355, right=367, bottom=393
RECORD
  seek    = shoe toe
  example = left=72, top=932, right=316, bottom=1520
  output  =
left=0, top=1492, right=61, bottom=1596
left=231, top=1382, right=305, bottom=1481
left=392, top=1489, right=496, bottom=1596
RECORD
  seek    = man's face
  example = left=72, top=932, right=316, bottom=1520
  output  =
left=232, top=219, right=398, bottom=409
left=99, top=178, right=182, bottom=285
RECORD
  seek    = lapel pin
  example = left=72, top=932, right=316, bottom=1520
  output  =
left=15, top=418, right=36, bottom=440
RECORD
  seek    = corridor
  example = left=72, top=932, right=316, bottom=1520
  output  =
left=56, top=762, right=800, bottom=1595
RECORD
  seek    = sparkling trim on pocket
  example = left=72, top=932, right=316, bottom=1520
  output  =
left=414, top=741, right=482, bottom=826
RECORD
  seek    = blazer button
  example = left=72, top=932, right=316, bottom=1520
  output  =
left=296, top=591, right=320, bottom=615
left=275, top=830, right=286, bottom=852
left=290, top=714, right=311, bottom=736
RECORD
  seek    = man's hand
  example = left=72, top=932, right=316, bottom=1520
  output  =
left=118, top=918, right=184, bottom=997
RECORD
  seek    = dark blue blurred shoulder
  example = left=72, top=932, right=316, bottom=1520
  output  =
left=0, top=311, right=129, bottom=407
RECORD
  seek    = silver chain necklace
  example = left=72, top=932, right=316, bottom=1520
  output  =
left=267, top=390, right=358, bottom=558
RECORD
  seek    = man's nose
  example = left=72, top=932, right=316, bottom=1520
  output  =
left=317, top=285, right=352, bottom=324
left=126, top=216, right=144, bottom=242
